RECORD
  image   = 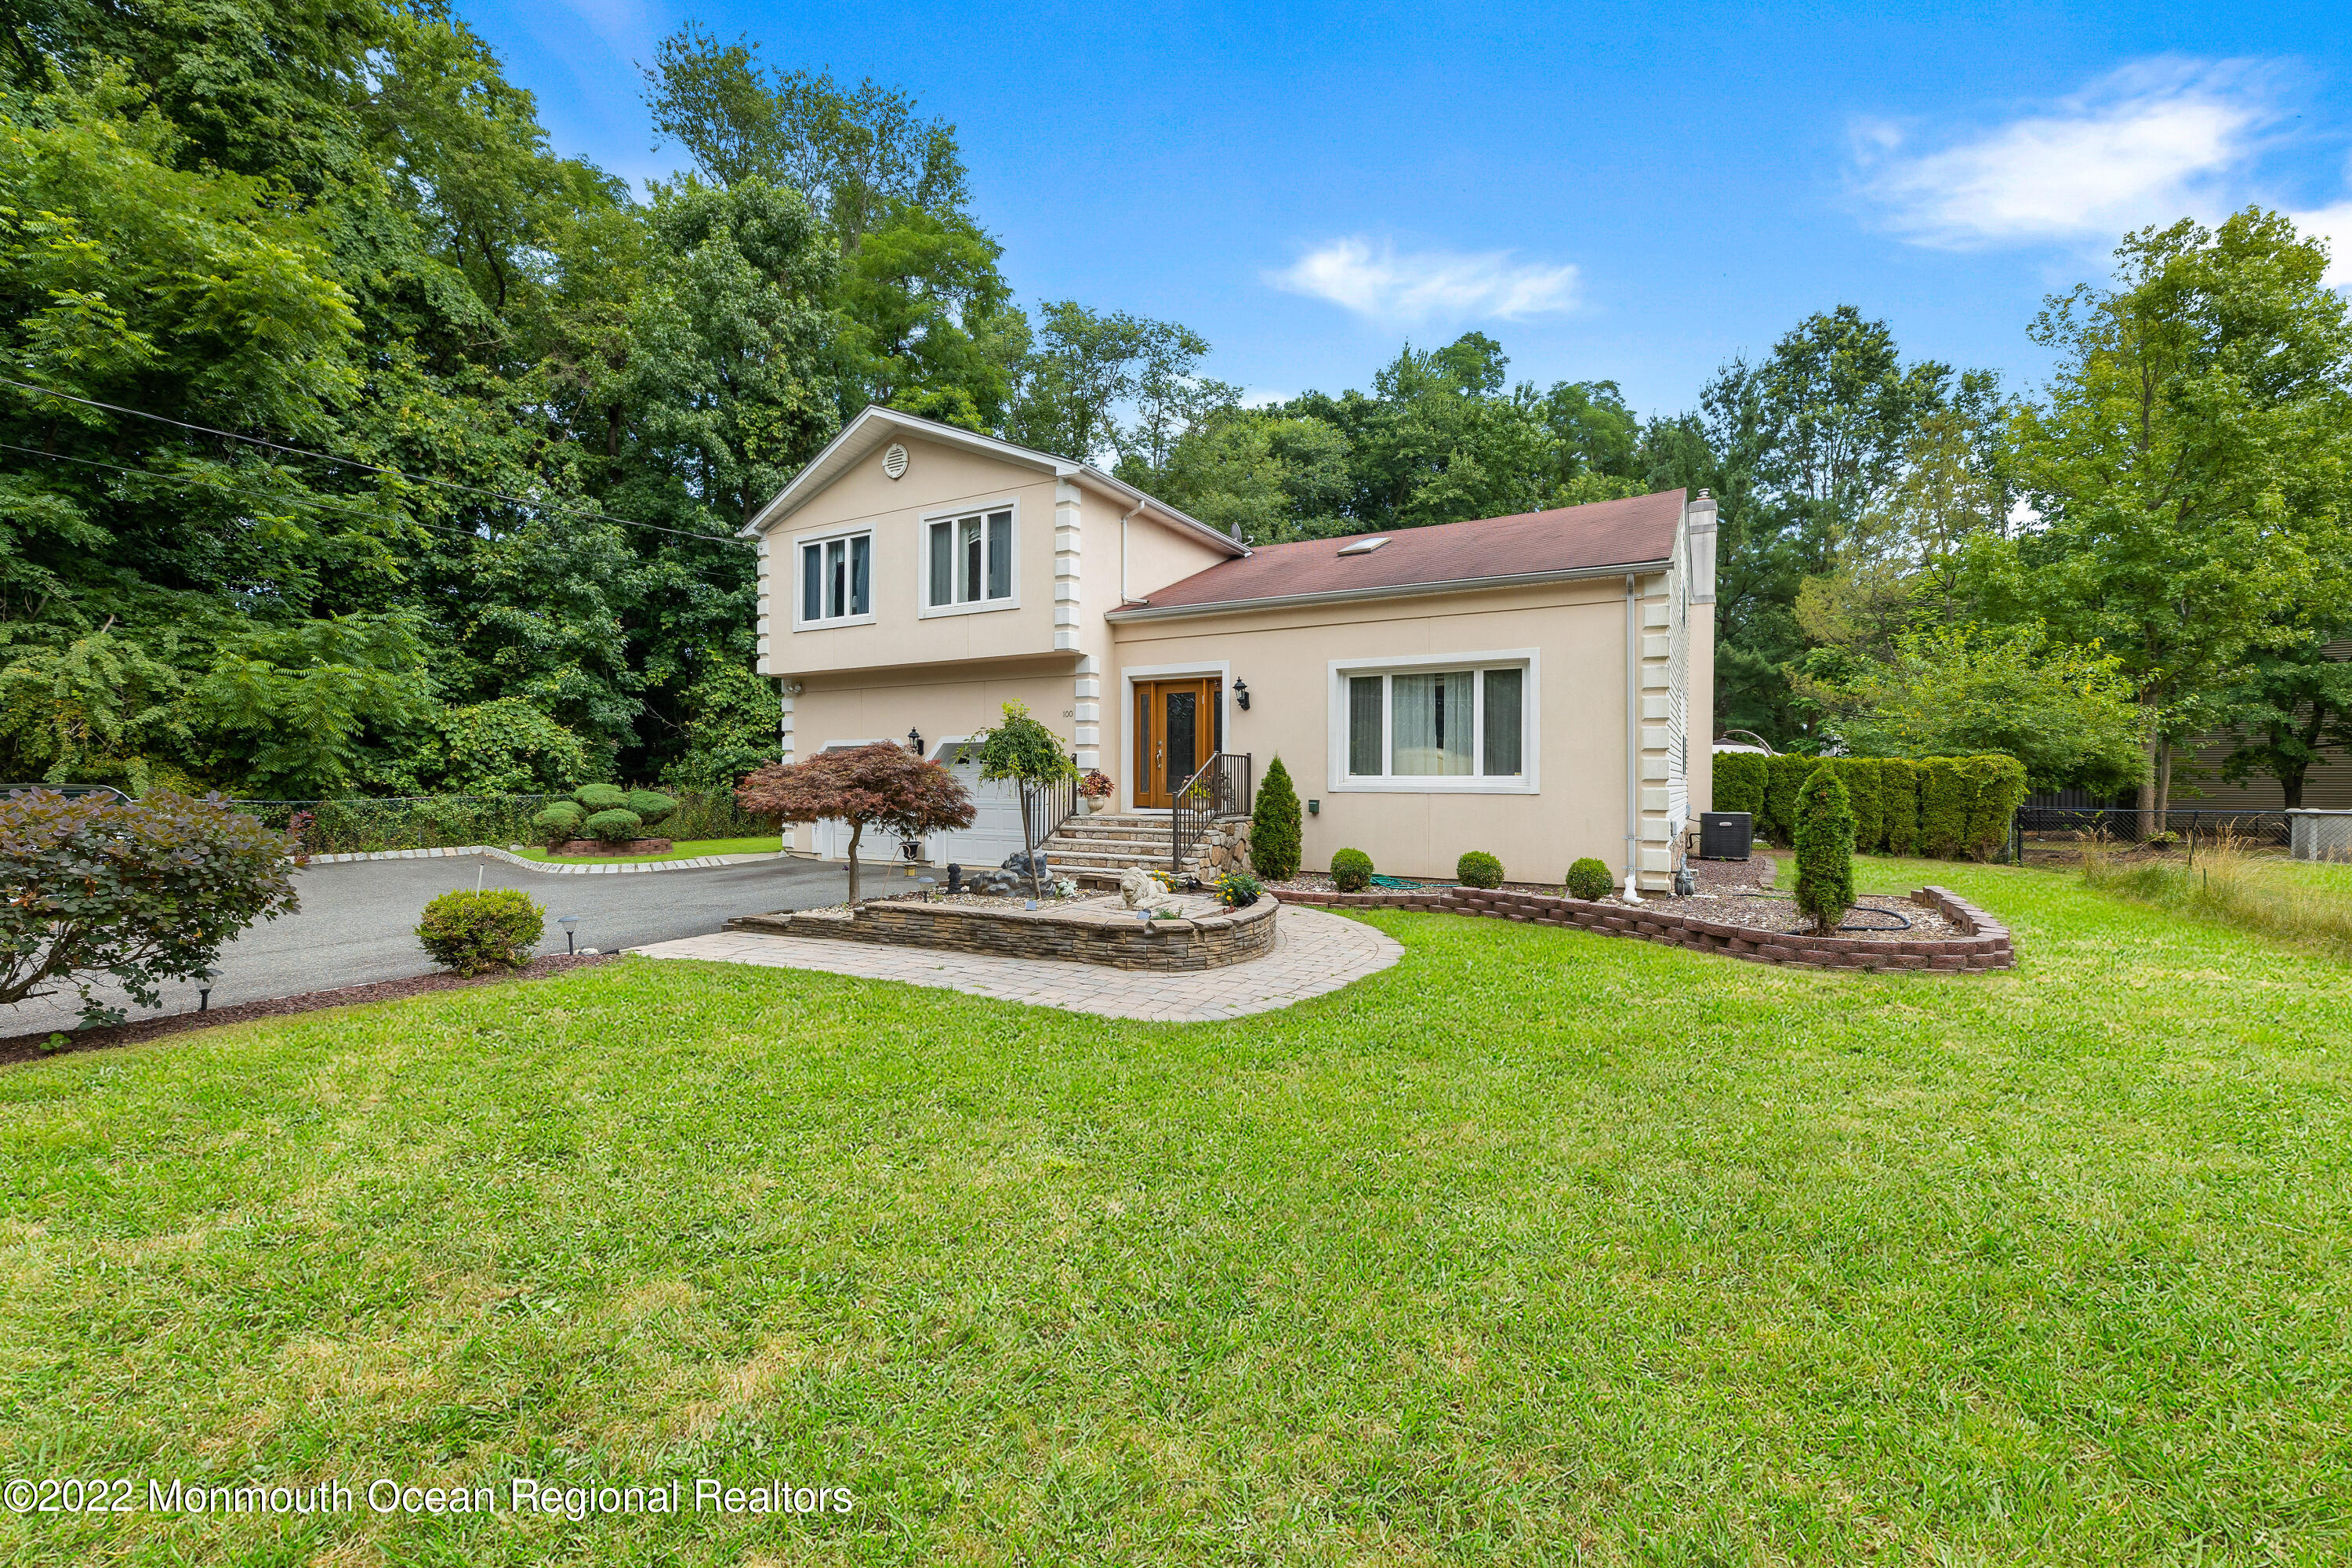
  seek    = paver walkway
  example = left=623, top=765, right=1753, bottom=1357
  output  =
left=631, top=903, right=1403, bottom=1022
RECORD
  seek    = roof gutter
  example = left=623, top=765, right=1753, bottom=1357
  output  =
left=1102, top=557, right=1673, bottom=622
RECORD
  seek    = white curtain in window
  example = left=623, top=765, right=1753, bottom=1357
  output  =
left=959, top=516, right=983, bottom=601
left=1391, top=671, right=1473, bottom=775
left=848, top=534, right=871, bottom=615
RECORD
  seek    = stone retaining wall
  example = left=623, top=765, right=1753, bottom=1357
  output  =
left=727, top=893, right=1278, bottom=971
left=1275, top=884, right=2013, bottom=973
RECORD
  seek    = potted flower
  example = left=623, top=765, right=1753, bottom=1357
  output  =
left=1080, top=769, right=1115, bottom=813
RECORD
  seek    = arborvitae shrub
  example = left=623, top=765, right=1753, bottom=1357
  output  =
left=416, top=887, right=544, bottom=975
left=1565, top=857, right=1614, bottom=901
left=1842, top=758, right=1884, bottom=855
left=1958, top=753, right=2029, bottom=858
left=1330, top=848, right=1373, bottom=892
left=1881, top=760, right=1921, bottom=855
left=1792, top=768, right=1857, bottom=937
left=1250, top=755, right=1302, bottom=879
left=1917, top=759, right=1973, bottom=857
left=1713, top=753, right=1768, bottom=818
left=1457, top=851, right=1504, bottom=888
left=1764, top=753, right=1818, bottom=845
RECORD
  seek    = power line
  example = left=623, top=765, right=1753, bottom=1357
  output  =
left=0, top=441, right=519, bottom=543
left=0, top=376, right=753, bottom=548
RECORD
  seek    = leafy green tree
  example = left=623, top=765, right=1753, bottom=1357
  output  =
left=1791, top=767, right=1856, bottom=937
left=0, top=626, right=189, bottom=790
left=2216, top=626, right=2352, bottom=809
left=2005, top=209, right=2352, bottom=824
left=1817, top=625, right=2150, bottom=795
left=970, top=699, right=1075, bottom=901
left=663, top=662, right=781, bottom=794
left=190, top=615, right=435, bottom=796
left=433, top=698, right=590, bottom=796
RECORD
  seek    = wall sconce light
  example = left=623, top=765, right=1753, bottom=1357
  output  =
left=907, top=726, right=924, bottom=754
left=1232, top=678, right=1250, bottom=711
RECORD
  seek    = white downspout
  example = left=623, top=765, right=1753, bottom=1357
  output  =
left=1624, top=572, right=1642, bottom=902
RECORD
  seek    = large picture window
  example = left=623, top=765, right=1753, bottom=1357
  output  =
left=1341, top=662, right=1527, bottom=785
left=798, top=531, right=872, bottom=626
left=925, top=507, right=1014, bottom=611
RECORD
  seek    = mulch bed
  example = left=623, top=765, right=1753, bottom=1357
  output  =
left=0, top=952, right=616, bottom=1068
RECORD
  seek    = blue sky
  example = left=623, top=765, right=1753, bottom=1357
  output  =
left=468, top=0, right=2352, bottom=418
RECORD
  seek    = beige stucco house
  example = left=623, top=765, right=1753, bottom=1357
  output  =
left=746, top=407, right=1717, bottom=892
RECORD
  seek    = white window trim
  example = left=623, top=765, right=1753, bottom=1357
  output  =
left=789, top=524, right=877, bottom=631
left=916, top=497, right=1022, bottom=619
left=1325, top=648, right=1540, bottom=794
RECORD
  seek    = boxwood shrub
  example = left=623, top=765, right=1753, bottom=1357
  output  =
left=416, top=887, right=544, bottom=975
left=1564, top=857, right=1613, bottom=901
left=1456, top=851, right=1504, bottom=888
left=1330, top=848, right=1373, bottom=893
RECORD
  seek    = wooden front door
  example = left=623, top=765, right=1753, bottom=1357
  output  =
left=1133, top=678, right=1221, bottom=808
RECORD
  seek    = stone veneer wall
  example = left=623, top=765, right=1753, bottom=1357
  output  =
left=1276, top=884, right=2014, bottom=973
left=728, top=893, right=1278, bottom=971
left=1194, top=818, right=1251, bottom=875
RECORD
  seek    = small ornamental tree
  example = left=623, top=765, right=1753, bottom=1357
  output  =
left=1791, top=766, right=1857, bottom=937
left=1250, top=755, right=1301, bottom=879
left=0, top=789, right=299, bottom=1025
left=737, top=743, right=975, bottom=903
left=970, top=701, right=1077, bottom=902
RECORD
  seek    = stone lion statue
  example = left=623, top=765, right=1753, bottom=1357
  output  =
left=1117, top=866, right=1158, bottom=909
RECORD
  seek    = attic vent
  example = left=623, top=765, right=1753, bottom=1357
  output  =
left=1336, top=536, right=1388, bottom=556
left=882, top=443, right=909, bottom=479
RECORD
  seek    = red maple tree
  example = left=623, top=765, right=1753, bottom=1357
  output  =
left=737, top=743, right=975, bottom=903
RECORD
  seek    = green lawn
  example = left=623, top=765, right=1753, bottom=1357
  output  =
left=4, top=858, right=2350, bottom=1564
left=508, top=834, right=782, bottom=865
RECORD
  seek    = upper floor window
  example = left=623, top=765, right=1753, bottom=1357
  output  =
left=925, top=507, right=1014, bottom=612
left=799, top=531, right=872, bottom=626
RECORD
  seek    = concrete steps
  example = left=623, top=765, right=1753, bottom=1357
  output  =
left=1041, top=812, right=1198, bottom=884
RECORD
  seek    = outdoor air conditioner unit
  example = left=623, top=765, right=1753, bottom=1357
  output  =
left=1699, top=811, right=1753, bottom=861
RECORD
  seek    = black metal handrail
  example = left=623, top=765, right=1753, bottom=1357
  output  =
left=1022, top=771, right=1081, bottom=853
left=1171, top=752, right=1253, bottom=881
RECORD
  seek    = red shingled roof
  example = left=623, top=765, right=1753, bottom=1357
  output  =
left=1117, top=489, right=1686, bottom=614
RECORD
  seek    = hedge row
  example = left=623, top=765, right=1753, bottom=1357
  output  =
left=1713, top=752, right=2027, bottom=859
left=233, top=789, right=768, bottom=855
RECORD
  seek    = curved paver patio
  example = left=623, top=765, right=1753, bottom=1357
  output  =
left=630, top=903, right=1402, bottom=1022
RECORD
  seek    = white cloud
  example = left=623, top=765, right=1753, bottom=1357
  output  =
left=1857, top=60, right=2278, bottom=246
left=2290, top=200, right=2352, bottom=289
left=1269, top=238, right=1581, bottom=324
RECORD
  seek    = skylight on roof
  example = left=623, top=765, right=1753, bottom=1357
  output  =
left=1336, top=536, right=1388, bottom=556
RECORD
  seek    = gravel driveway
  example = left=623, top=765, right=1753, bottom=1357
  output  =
left=0, top=853, right=852, bottom=1037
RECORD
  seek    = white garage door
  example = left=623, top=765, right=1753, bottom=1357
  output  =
left=926, top=739, right=1029, bottom=868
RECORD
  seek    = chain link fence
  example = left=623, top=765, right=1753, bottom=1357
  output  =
left=2012, top=807, right=2291, bottom=865
left=231, top=791, right=770, bottom=856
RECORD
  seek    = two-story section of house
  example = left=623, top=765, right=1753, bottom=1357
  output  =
left=746, top=406, right=1715, bottom=891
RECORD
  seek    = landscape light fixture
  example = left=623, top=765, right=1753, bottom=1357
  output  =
left=198, top=967, right=219, bottom=1012
left=558, top=915, right=579, bottom=954
left=1232, top=678, right=1250, bottom=711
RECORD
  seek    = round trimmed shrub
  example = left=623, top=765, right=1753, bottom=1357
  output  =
left=1330, top=848, right=1374, bottom=892
left=625, top=789, right=677, bottom=826
left=574, top=782, right=629, bottom=812
left=1565, top=857, right=1613, bottom=901
left=532, top=801, right=583, bottom=848
left=1457, top=851, right=1504, bottom=889
left=416, top=887, right=544, bottom=975
left=581, top=808, right=644, bottom=844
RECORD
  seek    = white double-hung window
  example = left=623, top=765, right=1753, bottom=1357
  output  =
left=798, top=530, right=873, bottom=626
left=924, top=506, right=1014, bottom=613
left=1330, top=652, right=1537, bottom=793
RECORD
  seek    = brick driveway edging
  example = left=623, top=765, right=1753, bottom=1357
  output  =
left=1274, top=884, right=2014, bottom=973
